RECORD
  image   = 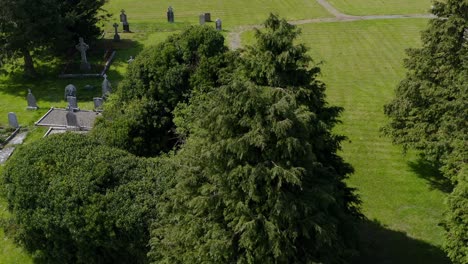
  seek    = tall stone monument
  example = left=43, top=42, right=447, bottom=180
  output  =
left=120, top=9, right=130, bottom=32
left=75, top=37, right=91, bottom=71
left=102, top=74, right=112, bottom=98
left=113, top=23, right=121, bottom=42
left=167, top=6, right=174, bottom=23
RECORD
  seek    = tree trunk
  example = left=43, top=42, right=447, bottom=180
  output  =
left=22, top=48, right=37, bottom=78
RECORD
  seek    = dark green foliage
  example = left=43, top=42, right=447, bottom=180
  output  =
left=151, top=14, right=361, bottom=264
left=93, top=26, right=231, bottom=156
left=383, top=1, right=467, bottom=262
left=1, top=133, right=166, bottom=264
left=443, top=167, right=468, bottom=264
left=0, top=0, right=108, bottom=76
left=384, top=0, right=467, bottom=182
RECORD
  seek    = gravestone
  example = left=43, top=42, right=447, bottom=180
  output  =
left=215, top=18, right=222, bottom=31
left=204, top=13, right=211, bottom=22
left=8, top=112, right=19, bottom=128
left=120, top=9, right=130, bottom=32
left=67, top=96, right=79, bottom=111
left=93, top=97, right=104, bottom=110
left=66, top=110, right=80, bottom=130
left=26, top=89, right=38, bottom=110
left=113, top=23, right=121, bottom=42
left=75, top=37, right=91, bottom=71
left=102, top=74, right=112, bottom=97
left=167, top=6, right=174, bottom=23
left=64, top=84, right=77, bottom=100
left=199, top=14, right=205, bottom=25
left=127, top=56, right=135, bottom=64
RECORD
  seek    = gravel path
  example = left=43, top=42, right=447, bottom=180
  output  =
left=228, top=0, right=435, bottom=49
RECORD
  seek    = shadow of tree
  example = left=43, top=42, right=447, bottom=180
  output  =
left=353, top=219, right=450, bottom=264
left=408, top=158, right=453, bottom=193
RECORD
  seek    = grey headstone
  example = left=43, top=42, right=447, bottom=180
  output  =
left=204, top=13, right=211, bottom=22
left=167, top=6, right=174, bottom=23
left=93, top=97, right=104, bottom=110
left=113, top=23, right=121, bottom=42
left=75, top=37, right=91, bottom=71
left=67, top=96, right=79, bottom=111
left=64, top=84, right=77, bottom=100
left=66, top=110, right=80, bottom=130
left=8, top=112, right=19, bottom=128
left=215, top=18, right=222, bottom=31
left=26, top=89, right=38, bottom=110
left=199, top=14, right=205, bottom=25
left=121, top=10, right=130, bottom=32
left=102, top=74, right=112, bottom=97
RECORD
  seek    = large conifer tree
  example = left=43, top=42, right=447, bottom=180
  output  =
left=150, top=14, right=361, bottom=263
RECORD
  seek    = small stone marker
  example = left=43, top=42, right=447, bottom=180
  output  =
left=113, top=23, right=120, bottom=42
left=204, top=13, right=211, bottom=22
left=8, top=112, right=19, bottom=128
left=64, top=84, right=77, bottom=100
left=127, top=56, right=135, bottom=64
left=66, top=110, right=80, bottom=130
left=215, top=18, right=222, bottom=31
left=102, top=74, right=112, bottom=97
left=167, top=6, right=174, bottom=23
left=67, top=96, right=79, bottom=111
left=120, top=9, right=130, bottom=32
left=199, top=14, right=206, bottom=25
left=26, top=89, right=38, bottom=110
left=75, top=37, right=91, bottom=71
left=93, top=97, right=104, bottom=111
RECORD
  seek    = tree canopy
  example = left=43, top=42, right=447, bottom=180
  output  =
left=0, top=0, right=108, bottom=77
left=150, top=14, right=361, bottom=264
left=1, top=133, right=167, bottom=264
left=92, top=25, right=232, bottom=157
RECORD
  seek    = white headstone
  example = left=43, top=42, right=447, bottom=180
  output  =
left=102, top=74, right=112, bottom=97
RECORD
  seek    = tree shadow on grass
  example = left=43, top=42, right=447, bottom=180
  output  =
left=408, top=158, right=453, bottom=193
left=352, top=219, right=450, bottom=264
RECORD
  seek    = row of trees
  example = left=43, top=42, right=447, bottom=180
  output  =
left=0, top=0, right=108, bottom=77
left=2, top=15, right=362, bottom=263
left=384, top=0, right=467, bottom=263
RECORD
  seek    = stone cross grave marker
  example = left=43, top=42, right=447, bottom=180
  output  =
left=26, top=89, right=38, bottom=110
left=75, top=37, right=91, bottom=71
left=167, top=6, right=174, bottom=23
left=93, top=97, right=104, bottom=110
left=113, top=23, right=121, bottom=42
left=102, top=74, right=112, bottom=97
left=67, top=96, right=79, bottom=111
left=64, top=84, right=77, bottom=100
left=120, top=9, right=130, bottom=32
left=216, top=18, right=222, bottom=31
left=66, top=110, right=80, bottom=130
left=8, top=112, right=19, bottom=128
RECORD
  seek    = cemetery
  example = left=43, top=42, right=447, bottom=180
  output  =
left=0, top=0, right=465, bottom=263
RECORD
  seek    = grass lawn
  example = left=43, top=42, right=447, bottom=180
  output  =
left=328, top=0, right=433, bottom=15
left=105, top=0, right=332, bottom=29
left=298, top=19, right=449, bottom=263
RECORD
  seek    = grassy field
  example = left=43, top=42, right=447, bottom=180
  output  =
left=105, top=0, right=331, bottom=29
left=328, top=0, right=433, bottom=15
left=300, top=19, right=449, bottom=262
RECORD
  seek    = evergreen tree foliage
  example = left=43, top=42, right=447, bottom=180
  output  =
left=384, top=0, right=467, bottom=182
left=0, top=0, right=108, bottom=77
left=383, top=1, right=467, bottom=262
left=1, top=133, right=167, bottom=264
left=150, top=14, right=361, bottom=264
left=93, top=26, right=231, bottom=156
